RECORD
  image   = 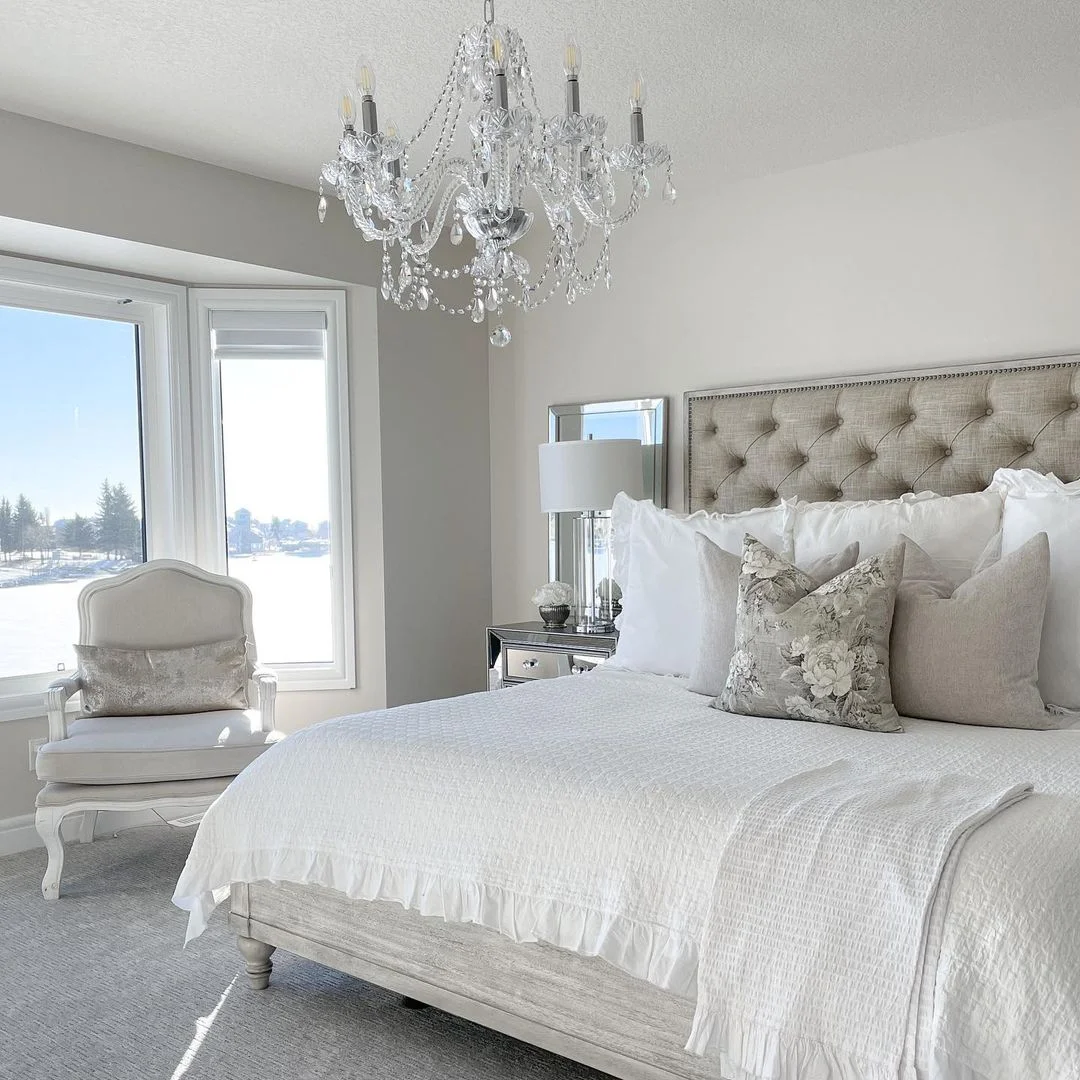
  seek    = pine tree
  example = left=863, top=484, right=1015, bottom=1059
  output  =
left=110, top=482, right=142, bottom=559
left=0, top=498, right=12, bottom=561
left=64, top=514, right=95, bottom=557
left=94, top=480, right=116, bottom=558
left=12, top=495, right=37, bottom=556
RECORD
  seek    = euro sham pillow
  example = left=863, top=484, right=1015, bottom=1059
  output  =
left=716, top=537, right=905, bottom=732
left=988, top=468, right=1080, bottom=710
left=792, top=489, right=1003, bottom=589
left=611, top=493, right=792, bottom=677
left=688, top=535, right=860, bottom=697
left=890, top=534, right=1052, bottom=728
left=76, top=637, right=249, bottom=717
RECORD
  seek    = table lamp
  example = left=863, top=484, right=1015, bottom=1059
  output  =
left=538, top=437, right=644, bottom=632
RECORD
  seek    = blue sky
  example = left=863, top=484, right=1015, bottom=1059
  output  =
left=0, top=304, right=142, bottom=522
left=0, top=303, right=332, bottom=527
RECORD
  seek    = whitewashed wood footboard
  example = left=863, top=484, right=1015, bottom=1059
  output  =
left=229, top=882, right=710, bottom=1080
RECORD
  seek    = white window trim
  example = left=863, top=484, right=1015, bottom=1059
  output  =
left=189, top=289, right=356, bottom=692
left=0, top=255, right=191, bottom=718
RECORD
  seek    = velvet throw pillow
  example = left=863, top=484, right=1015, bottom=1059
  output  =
left=891, top=533, right=1053, bottom=728
left=716, top=536, right=905, bottom=732
left=688, top=535, right=860, bottom=697
left=76, top=637, right=249, bottom=717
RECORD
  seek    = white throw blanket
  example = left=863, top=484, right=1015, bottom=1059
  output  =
left=686, top=762, right=1031, bottom=1080
left=173, top=669, right=1080, bottom=1079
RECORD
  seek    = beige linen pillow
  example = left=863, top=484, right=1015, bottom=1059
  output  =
left=76, top=637, right=249, bottom=717
left=689, top=535, right=860, bottom=696
left=891, top=534, right=1053, bottom=728
left=717, top=537, right=905, bottom=732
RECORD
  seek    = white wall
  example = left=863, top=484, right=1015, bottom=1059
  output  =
left=0, top=113, right=491, bottom=831
left=490, top=106, right=1080, bottom=622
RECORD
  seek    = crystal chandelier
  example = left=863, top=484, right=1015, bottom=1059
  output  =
left=317, top=0, right=674, bottom=347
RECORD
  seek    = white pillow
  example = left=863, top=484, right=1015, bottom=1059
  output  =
left=792, top=490, right=1003, bottom=588
left=611, top=494, right=791, bottom=676
left=990, top=469, right=1080, bottom=709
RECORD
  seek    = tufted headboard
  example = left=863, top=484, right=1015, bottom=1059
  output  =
left=685, top=355, right=1080, bottom=513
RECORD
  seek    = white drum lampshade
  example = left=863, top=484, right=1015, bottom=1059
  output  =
left=538, top=439, right=645, bottom=513
left=538, top=438, right=643, bottom=632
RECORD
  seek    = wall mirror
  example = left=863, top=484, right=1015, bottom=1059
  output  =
left=547, top=397, right=667, bottom=583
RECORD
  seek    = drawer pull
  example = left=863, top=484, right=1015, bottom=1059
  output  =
left=571, top=665, right=583, bottom=675
left=521, top=658, right=539, bottom=669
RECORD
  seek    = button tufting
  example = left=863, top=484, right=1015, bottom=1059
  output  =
left=737, top=457, right=745, bottom=467
left=710, top=425, right=719, bottom=435
left=802, top=455, right=809, bottom=464
left=1072, top=402, right=1079, bottom=410
left=773, top=423, right=780, bottom=432
left=835, top=418, right=844, bottom=426
left=943, top=448, right=952, bottom=457
left=908, top=413, right=917, bottom=422
left=1026, top=444, right=1035, bottom=453
left=869, top=452, right=877, bottom=461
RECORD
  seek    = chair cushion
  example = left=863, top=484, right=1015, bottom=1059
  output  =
left=36, top=710, right=283, bottom=785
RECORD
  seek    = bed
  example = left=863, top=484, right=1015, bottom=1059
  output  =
left=175, top=354, right=1080, bottom=1080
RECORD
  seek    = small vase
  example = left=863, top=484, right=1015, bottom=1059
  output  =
left=538, top=604, right=571, bottom=630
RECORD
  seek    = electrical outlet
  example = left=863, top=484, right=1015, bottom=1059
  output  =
left=28, top=737, right=46, bottom=773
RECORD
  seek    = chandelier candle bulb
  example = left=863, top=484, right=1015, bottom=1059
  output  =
left=355, top=57, right=376, bottom=98
left=337, top=89, right=357, bottom=130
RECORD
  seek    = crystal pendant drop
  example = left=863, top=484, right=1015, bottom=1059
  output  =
left=470, top=297, right=485, bottom=323
left=420, top=219, right=430, bottom=241
left=489, top=325, right=511, bottom=347
left=380, top=279, right=391, bottom=301
left=416, top=285, right=431, bottom=311
left=635, top=174, right=650, bottom=198
left=485, top=287, right=499, bottom=311
left=450, top=220, right=464, bottom=245
left=663, top=178, right=677, bottom=203
left=317, top=194, right=328, bottom=223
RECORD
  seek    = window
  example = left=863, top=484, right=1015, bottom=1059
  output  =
left=0, top=259, right=354, bottom=716
left=191, top=291, right=354, bottom=690
left=0, top=305, right=146, bottom=682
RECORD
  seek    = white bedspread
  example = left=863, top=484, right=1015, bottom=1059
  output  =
left=173, top=669, right=1080, bottom=1080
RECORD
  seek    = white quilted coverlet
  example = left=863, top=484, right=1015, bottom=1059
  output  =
left=173, top=669, right=1080, bottom=1080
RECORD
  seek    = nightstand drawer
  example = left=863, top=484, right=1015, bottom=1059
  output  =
left=504, top=648, right=566, bottom=681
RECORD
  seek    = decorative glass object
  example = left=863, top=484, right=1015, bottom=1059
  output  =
left=316, top=0, right=674, bottom=336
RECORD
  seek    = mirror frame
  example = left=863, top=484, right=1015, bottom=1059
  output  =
left=547, top=397, right=668, bottom=582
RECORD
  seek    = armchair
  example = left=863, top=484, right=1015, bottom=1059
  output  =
left=35, top=559, right=283, bottom=899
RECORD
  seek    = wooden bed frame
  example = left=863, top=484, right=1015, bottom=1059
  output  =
left=229, top=353, right=1080, bottom=1080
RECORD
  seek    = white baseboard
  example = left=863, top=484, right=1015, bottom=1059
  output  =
left=0, top=813, right=38, bottom=856
left=0, top=805, right=205, bottom=856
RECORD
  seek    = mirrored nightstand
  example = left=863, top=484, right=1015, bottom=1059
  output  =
left=486, top=622, right=618, bottom=688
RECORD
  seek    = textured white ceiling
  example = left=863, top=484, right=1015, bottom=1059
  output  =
left=2, top=0, right=1080, bottom=194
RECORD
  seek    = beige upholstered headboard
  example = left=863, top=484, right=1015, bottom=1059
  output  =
left=685, top=355, right=1080, bottom=514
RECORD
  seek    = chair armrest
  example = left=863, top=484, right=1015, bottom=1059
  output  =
left=251, top=666, right=278, bottom=733
left=46, top=673, right=84, bottom=742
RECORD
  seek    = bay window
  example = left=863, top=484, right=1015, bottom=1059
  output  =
left=0, top=258, right=353, bottom=716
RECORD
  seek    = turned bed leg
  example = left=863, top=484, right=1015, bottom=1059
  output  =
left=237, top=936, right=276, bottom=989
left=35, top=808, right=66, bottom=901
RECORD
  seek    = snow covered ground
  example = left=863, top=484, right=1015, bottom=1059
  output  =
left=0, top=552, right=332, bottom=680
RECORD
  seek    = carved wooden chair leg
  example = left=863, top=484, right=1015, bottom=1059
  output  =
left=237, top=936, right=276, bottom=989
left=401, top=996, right=430, bottom=1009
left=35, top=807, right=66, bottom=900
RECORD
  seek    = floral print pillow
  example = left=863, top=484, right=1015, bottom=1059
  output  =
left=716, top=536, right=905, bottom=732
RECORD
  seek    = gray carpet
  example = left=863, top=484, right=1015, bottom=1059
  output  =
left=0, top=826, right=607, bottom=1080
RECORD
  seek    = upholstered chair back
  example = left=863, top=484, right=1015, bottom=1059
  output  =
left=78, top=560, right=257, bottom=674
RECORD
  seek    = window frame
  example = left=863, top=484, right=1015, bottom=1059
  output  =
left=0, top=255, right=190, bottom=719
left=189, top=288, right=356, bottom=691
